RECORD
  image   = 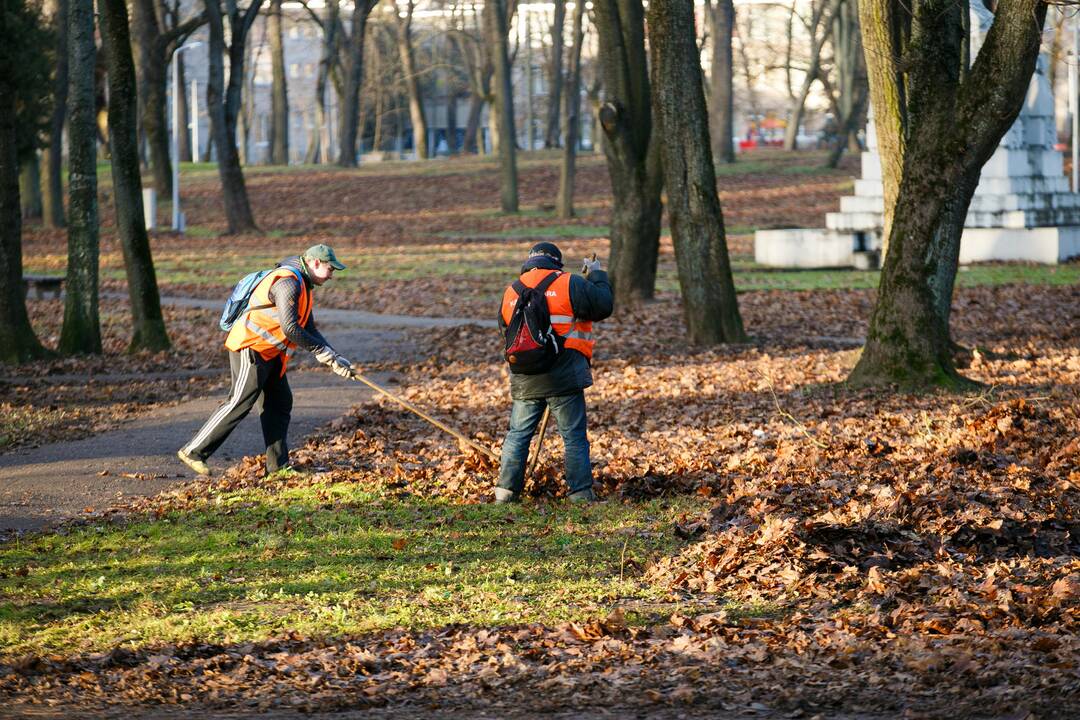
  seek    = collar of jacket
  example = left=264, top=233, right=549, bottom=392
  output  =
left=278, top=255, right=314, bottom=289
left=520, top=255, right=563, bottom=274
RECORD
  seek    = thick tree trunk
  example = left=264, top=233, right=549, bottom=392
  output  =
left=339, top=0, right=375, bottom=166
left=60, top=0, right=102, bottom=355
left=268, top=0, right=289, bottom=165
left=648, top=0, right=745, bottom=344
left=0, top=58, right=48, bottom=363
left=395, top=1, right=428, bottom=160
left=709, top=0, right=735, bottom=163
left=204, top=0, right=262, bottom=233
left=592, top=0, right=663, bottom=306
left=100, top=0, right=170, bottom=352
left=20, top=157, right=42, bottom=219
left=43, top=0, right=68, bottom=229
left=486, top=0, right=518, bottom=211
left=544, top=0, right=566, bottom=148
left=849, top=0, right=1048, bottom=389
left=556, top=0, right=585, bottom=218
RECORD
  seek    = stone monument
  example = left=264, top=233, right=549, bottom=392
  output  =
left=755, top=6, right=1080, bottom=268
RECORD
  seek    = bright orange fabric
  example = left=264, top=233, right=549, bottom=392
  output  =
left=225, top=268, right=312, bottom=374
left=500, top=268, right=594, bottom=360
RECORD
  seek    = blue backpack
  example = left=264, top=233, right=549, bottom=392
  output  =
left=219, top=266, right=303, bottom=332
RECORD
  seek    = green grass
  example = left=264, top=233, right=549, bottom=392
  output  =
left=435, top=224, right=610, bottom=240
left=0, top=482, right=707, bottom=658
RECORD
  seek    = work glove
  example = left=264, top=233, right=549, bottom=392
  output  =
left=581, top=255, right=602, bottom=277
left=315, top=347, right=354, bottom=379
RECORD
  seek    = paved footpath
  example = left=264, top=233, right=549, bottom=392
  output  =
left=0, top=300, right=494, bottom=537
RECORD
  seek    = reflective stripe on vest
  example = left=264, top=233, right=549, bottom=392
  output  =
left=501, top=268, right=594, bottom=360
left=225, top=267, right=312, bottom=374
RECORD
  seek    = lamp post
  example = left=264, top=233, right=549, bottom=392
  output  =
left=172, top=41, right=202, bottom=231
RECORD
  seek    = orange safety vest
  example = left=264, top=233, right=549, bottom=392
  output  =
left=225, top=267, right=312, bottom=374
left=501, top=268, right=594, bottom=360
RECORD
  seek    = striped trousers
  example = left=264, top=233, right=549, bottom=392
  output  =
left=181, top=348, right=292, bottom=473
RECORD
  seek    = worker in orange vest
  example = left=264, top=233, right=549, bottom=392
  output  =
left=496, top=242, right=613, bottom=502
left=177, top=244, right=354, bottom=477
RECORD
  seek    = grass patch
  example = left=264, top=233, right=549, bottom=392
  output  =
left=435, top=224, right=610, bottom=240
left=0, top=483, right=706, bottom=658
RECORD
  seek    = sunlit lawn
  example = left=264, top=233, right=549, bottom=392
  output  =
left=0, top=481, right=709, bottom=658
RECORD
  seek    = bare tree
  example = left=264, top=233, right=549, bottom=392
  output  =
left=338, top=0, right=378, bottom=165
left=592, top=0, right=662, bottom=306
left=781, top=0, right=842, bottom=151
left=0, top=0, right=52, bottom=363
left=708, top=0, right=735, bottom=163
left=556, top=0, right=585, bottom=217
left=449, top=1, right=493, bottom=154
left=204, top=0, right=265, bottom=233
left=60, top=0, right=102, bottom=354
left=543, top=0, right=566, bottom=148
left=648, top=0, right=744, bottom=344
left=485, top=0, right=519, bottom=211
left=131, top=0, right=205, bottom=198
left=100, top=0, right=170, bottom=351
left=268, top=0, right=289, bottom=164
left=849, top=0, right=1048, bottom=389
left=42, top=0, right=68, bottom=229
left=388, top=0, right=428, bottom=159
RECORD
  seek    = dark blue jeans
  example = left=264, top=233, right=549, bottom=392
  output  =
left=498, top=391, right=592, bottom=496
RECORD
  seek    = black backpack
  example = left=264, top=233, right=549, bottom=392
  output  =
left=503, top=272, right=563, bottom=375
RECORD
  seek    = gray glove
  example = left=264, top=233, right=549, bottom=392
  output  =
left=581, top=255, right=602, bottom=276
left=314, top=347, right=354, bottom=379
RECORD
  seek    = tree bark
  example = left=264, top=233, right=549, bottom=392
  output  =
left=204, top=0, right=263, bottom=234
left=338, top=0, right=376, bottom=166
left=648, top=0, right=745, bottom=344
left=177, top=53, right=192, bottom=162
left=556, top=0, right=585, bottom=218
left=42, top=0, right=68, bottom=229
left=486, top=0, right=519, bottom=211
left=592, top=0, right=663, bottom=307
left=60, top=0, right=102, bottom=355
left=268, top=0, right=289, bottom=165
left=20, top=157, right=43, bottom=219
left=849, top=0, right=1048, bottom=389
left=308, top=0, right=339, bottom=164
left=709, top=0, right=735, bottom=163
left=100, top=0, right=170, bottom=352
left=0, top=25, right=49, bottom=363
left=544, top=0, right=566, bottom=148
left=393, top=0, right=428, bottom=160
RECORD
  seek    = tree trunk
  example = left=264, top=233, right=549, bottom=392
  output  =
left=556, top=0, right=584, bottom=218
left=60, top=0, right=102, bottom=355
left=486, top=0, right=518, bottom=211
left=204, top=0, right=262, bottom=234
left=268, top=0, right=289, bottom=165
left=544, top=0, right=566, bottom=149
left=339, top=0, right=375, bottom=166
left=709, top=0, right=735, bottom=163
left=395, top=0, right=428, bottom=160
left=782, top=0, right=842, bottom=152
left=132, top=0, right=172, bottom=197
left=592, top=0, right=662, bottom=306
left=100, top=0, right=170, bottom=352
left=648, top=0, right=745, bottom=344
left=43, top=0, right=68, bottom=229
left=310, top=0, right=339, bottom=164
left=849, top=0, right=1048, bottom=389
left=463, top=92, right=484, bottom=153
left=20, top=156, right=42, bottom=219
left=0, top=50, right=48, bottom=363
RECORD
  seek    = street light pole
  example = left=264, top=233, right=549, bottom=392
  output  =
left=172, top=42, right=202, bottom=231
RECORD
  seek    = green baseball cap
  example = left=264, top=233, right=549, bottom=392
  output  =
left=303, top=244, right=346, bottom=270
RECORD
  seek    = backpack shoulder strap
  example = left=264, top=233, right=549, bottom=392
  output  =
left=511, top=279, right=528, bottom=297
left=534, top=271, right=561, bottom=294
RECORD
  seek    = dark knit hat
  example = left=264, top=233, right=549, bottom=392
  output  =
left=527, top=241, right=563, bottom=268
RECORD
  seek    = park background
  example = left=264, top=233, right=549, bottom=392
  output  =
left=1, top=0, right=1079, bottom=717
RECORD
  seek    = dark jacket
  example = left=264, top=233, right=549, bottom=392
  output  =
left=501, top=256, right=614, bottom=401
left=269, top=256, right=332, bottom=353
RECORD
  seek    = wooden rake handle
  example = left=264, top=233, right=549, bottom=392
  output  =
left=349, top=372, right=500, bottom=462
left=526, top=405, right=551, bottom=479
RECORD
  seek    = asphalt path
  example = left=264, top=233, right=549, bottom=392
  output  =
left=0, top=302, right=495, bottom=537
